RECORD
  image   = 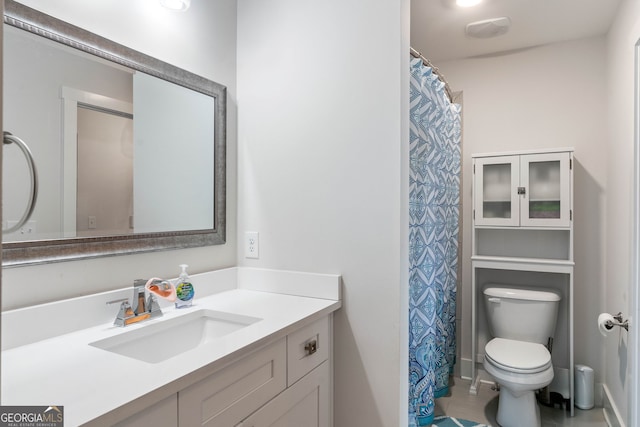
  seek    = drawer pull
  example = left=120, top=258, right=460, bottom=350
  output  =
left=305, top=340, right=318, bottom=355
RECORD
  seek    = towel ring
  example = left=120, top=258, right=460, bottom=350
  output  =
left=3, top=131, right=38, bottom=234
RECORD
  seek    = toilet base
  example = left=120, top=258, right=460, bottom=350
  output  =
left=496, top=386, right=541, bottom=427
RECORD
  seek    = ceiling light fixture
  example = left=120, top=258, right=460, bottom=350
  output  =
left=456, top=0, right=482, bottom=7
left=465, top=17, right=511, bottom=38
left=160, top=0, right=191, bottom=11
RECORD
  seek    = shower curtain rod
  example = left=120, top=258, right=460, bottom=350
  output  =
left=410, top=47, right=454, bottom=103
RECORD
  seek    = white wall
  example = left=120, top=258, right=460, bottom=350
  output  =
left=605, top=0, right=640, bottom=423
left=437, top=37, right=609, bottom=388
left=3, top=26, right=132, bottom=238
left=236, top=0, right=408, bottom=425
left=2, top=0, right=238, bottom=310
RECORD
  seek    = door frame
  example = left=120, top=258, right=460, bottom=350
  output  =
left=61, top=87, right=132, bottom=237
left=631, top=38, right=640, bottom=427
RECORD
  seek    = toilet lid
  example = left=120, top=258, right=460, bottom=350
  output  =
left=485, top=338, right=551, bottom=374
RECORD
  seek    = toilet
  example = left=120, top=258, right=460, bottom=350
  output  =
left=482, top=285, right=561, bottom=427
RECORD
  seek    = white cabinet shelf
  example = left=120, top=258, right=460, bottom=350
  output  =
left=471, top=256, right=575, bottom=272
left=470, top=148, right=575, bottom=416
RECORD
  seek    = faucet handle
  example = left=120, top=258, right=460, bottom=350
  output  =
left=146, top=293, right=163, bottom=318
left=106, top=298, right=134, bottom=327
left=106, top=298, right=129, bottom=306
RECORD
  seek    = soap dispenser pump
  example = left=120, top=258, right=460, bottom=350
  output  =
left=175, top=264, right=194, bottom=308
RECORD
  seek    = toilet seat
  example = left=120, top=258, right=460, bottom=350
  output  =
left=485, top=338, right=551, bottom=374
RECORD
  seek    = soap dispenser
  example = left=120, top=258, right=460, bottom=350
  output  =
left=175, top=264, right=194, bottom=308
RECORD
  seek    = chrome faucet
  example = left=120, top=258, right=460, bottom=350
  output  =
left=107, top=279, right=163, bottom=327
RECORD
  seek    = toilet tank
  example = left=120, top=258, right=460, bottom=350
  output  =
left=483, top=285, right=561, bottom=345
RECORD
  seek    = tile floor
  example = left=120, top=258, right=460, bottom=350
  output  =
left=435, top=378, right=607, bottom=427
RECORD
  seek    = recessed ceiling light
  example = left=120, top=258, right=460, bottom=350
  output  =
left=456, top=0, right=482, bottom=7
left=160, top=0, right=191, bottom=11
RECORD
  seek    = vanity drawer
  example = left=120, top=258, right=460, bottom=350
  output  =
left=178, top=338, right=287, bottom=427
left=287, top=316, right=330, bottom=386
left=114, top=394, right=178, bottom=427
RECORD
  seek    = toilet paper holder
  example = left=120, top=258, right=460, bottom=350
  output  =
left=605, top=312, right=629, bottom=331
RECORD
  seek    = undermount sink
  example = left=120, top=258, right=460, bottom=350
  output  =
left=90, top=309, right=261, bottom=363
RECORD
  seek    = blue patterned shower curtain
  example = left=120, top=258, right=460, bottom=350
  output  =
left=408, top=57, right=461, bottom=427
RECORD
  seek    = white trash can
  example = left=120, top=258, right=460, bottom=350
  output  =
left=574, top=364, right=594, bottom=409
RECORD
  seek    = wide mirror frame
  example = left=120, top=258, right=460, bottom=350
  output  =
left=2, top=0, right=226, bottom=267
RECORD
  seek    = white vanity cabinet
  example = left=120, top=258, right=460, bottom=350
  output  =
left=109, top=315, right=332, bottom=427
left=234, top=316, right=332, bottom=427
left=114, top=395, right=178, bottom=427
left=178, top=338, right=288, bottom=426
left=237, top=317, right=331, bottom=427
left=238, top=361, right=330, bottom=427
left=474, top=150, right=572, bottom=227
left=179, top=316, right=331, bottom=427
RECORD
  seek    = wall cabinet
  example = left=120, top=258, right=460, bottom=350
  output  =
left=470, top=148, right=575, bottom=416
left=108, top=315, right=333, bottom=427
left=474, top=151, right=572, bottom=228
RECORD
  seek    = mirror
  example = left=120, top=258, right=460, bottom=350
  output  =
left=2, top=0, right=226, bottom=267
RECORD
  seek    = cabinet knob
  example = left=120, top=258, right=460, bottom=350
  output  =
left=305, top=339, right=318, bottom=355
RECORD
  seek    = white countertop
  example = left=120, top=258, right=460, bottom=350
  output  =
left=1, top=268, right=341, bottom=426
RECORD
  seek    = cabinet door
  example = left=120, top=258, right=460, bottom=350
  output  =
left=520, top=152, right=571, bottom=227
left=237, top=361, right=330, bottom=427
left=474, top=156, right=520, bottom=226
left=179, top=338, right=287, bottom=427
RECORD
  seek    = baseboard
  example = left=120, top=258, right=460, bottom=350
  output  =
left=602, top=384, right=626, bottom=427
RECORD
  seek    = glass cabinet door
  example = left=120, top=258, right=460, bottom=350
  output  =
left=474, top=156, right=520, bottom=226
left=520, top=152, right=571, bottom=227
